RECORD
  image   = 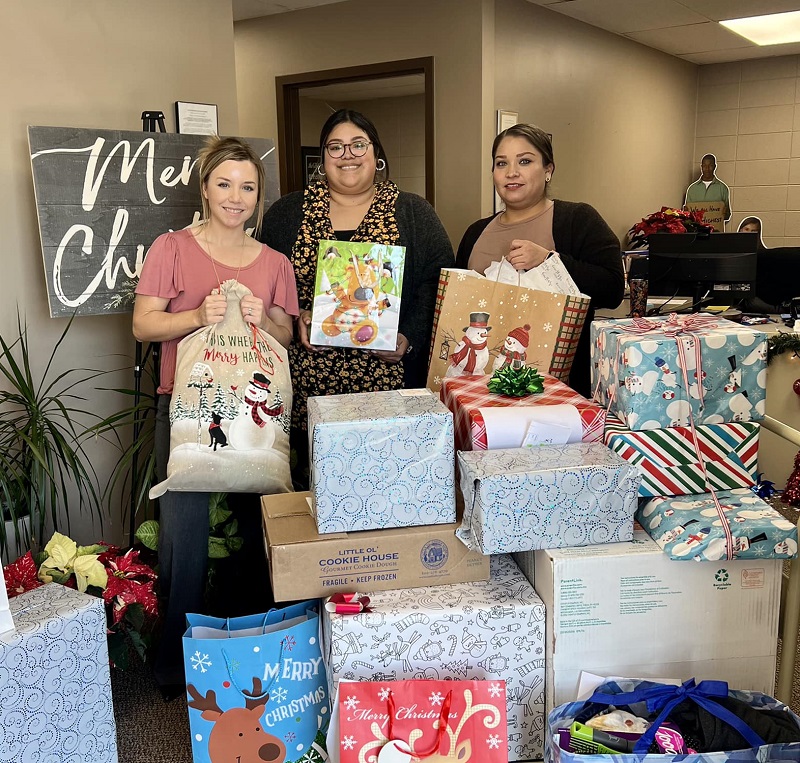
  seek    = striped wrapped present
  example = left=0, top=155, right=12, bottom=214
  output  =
left=604, top=414, right=758, bottom=497
left=440, top=373, right=605, bottom=452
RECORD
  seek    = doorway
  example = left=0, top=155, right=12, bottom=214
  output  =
left=276, top=57, right=434, bottom=203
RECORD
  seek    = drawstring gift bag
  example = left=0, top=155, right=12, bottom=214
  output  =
left=150, top=279, right=292, bottom=498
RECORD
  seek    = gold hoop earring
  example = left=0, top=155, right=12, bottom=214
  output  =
left=545, top=175, right=551, bottom=182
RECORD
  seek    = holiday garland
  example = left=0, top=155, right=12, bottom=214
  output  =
left=487, top=365, right=545, bottom=397
left=767, top=332, right=800, bottom=365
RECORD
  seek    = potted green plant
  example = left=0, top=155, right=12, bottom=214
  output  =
left=0, top=314, right=106, bottom=558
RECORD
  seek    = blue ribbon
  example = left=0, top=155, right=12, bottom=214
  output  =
left=587, top=678, right=766, bottom=754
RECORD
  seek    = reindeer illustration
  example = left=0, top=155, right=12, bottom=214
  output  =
left=187, top=677, right=286, bottom=763
left=321, top=253, right=382, bottom=346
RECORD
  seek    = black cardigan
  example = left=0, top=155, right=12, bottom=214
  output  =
left=259, top=189, right=455, bottom=388
left=456, top=199, right=624, bottom=396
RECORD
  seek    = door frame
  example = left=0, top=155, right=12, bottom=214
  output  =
left=276, top=57, right=435, bottom=202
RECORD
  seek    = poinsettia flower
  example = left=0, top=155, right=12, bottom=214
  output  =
left=104, top=548, right=156, bottom=582
left=72, top=554, right=108, bottom=593
left=41, top=531, right=78, bottom=571
left=103, top=575, right=158, bottom=624
left=38, top=531, right=107, bottom=592
left=3, top=552, right=43, bottom=598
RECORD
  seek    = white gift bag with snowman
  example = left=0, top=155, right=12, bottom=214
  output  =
left=149, top=279, right=292, bottom=498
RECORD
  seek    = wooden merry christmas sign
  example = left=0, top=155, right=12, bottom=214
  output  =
left=28, top=126, right=278, bottom=318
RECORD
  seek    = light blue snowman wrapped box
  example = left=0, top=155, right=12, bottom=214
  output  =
left=308, top=389, right=455, bottom=533
left=590, top=316, right=767, bottom=431
left=637, top=488, right=798, bottom=561
left=456, top=443, right=641, bottom=553
left=0, top=584, right=118, bottom=763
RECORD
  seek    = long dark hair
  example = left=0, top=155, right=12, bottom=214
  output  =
left=319, top=109, right=390, bottom=178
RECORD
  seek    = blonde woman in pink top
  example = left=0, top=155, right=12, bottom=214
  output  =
left=134, top=136, right=299, bottom=699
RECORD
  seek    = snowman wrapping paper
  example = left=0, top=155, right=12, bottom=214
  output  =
left=150, top=279, right=292, bottom=498
left=308, top=389, right=455, bottom=533
left=456, top=443, right=640, bottom=554
left=590, top=316, right=767, bottom=431
left=321, top=554, right=546, bottom=762
left=637, top=487, right=798, bottom=561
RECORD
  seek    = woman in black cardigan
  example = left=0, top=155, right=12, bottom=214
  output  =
left=456, top=123, right=624, bottom=396
left=260, top=109, right=454, bottom=486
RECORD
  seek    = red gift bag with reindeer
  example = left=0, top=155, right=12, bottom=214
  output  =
left=150, top=278, right=292, bottom=498
left=182, top=601, right=330, bottom=763
left=335, top=679, right=507, bottom=763
left=426, top=268, right=589, bottom=394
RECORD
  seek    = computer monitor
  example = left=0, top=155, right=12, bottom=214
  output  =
left=647, top=232, right=758, bottom=308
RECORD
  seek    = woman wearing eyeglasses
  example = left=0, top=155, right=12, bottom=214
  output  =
left=260, top=108, right=454, bottom=486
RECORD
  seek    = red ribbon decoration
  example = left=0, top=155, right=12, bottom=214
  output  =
left=325, top=592, right=372, bottom=615
left=386, top=689, right=453, bottom=758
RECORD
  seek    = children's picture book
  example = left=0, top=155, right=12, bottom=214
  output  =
left=309, top=239, right=406, bottom=350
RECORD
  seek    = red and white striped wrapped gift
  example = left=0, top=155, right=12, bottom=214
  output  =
left=440, top=373, right=605, bottom=452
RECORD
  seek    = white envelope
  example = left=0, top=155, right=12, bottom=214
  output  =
left=0, top=553, right=15, bottom=637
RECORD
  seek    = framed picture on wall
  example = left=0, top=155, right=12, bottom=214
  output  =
left=301, top=146, right=322, bottom=186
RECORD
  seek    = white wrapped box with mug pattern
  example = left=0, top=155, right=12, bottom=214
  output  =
left=0, top=583, right=118, bottom=763
left=322, top=554, right=546, bottom=762
left=308, top=389, right=455, bottom=533
left=457, top=443, right=641, bottom=554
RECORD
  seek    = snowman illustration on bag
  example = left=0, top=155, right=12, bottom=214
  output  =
left=149, top=279, right=293, bottom=499
left=445, top=311, right=492, bottom=378
left=228, top=372, right=286, bottom=451
left=493, top=324, right=531, bottom=372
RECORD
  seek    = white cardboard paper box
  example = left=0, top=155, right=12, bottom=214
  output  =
left=517, top=528, right=781, bottom=714
left=322, top=555, right=546, bottom=762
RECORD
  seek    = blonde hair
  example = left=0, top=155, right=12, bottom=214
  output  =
left=197, top=135, right=266, bottom=238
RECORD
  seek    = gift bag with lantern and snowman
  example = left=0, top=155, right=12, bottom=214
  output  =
left=426, top=268, right=590, bottom=394
left=149, top=279, right=292, bottom=498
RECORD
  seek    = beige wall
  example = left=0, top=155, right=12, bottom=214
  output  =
left=2, top=0, right=239, bottom=544
left=493, top=0, right=698, bottom=247
left=696, top=55, right=800, bottom=246
left=235, top=0, right=489, bottom=244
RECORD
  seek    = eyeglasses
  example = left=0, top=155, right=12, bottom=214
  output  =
left=324, top=140, right=372, bottom=158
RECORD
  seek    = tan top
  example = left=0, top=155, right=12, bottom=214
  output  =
left=469, top=202, right=556, bottom=275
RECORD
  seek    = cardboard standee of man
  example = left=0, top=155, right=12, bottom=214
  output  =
left=684, top=152, right=731, bottom=232
left=446, top=311, right=492, bottom=378
left=493, top=323, right=531, bottom=372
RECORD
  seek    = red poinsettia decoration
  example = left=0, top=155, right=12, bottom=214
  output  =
left=3, top=552, right=43, bottom=598
left=628, top=206, right=714, bottom=248
left=102, top=548, right=158, bottom=625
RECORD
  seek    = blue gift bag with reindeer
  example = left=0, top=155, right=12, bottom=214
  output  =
left=150, top=278, right=293, bottom=499
left=182, top=600, right=330, bottom=763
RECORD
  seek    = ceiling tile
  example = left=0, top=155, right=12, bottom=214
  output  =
left=538, top=0, right=707, bottom=33
left=679, top=0, right=800, bottom=23
left=626, top=21, right=755, bottom=55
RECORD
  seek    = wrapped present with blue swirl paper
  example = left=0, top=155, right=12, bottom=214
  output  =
left=308, top=389, right=455, bottom=533
left=456, top=443, right=641, bottom=554
left=546, top=678, right=800, bottom=763
left=0, top=583, right=118, bottom=762
left=637, top=488, right=798, bottom=561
